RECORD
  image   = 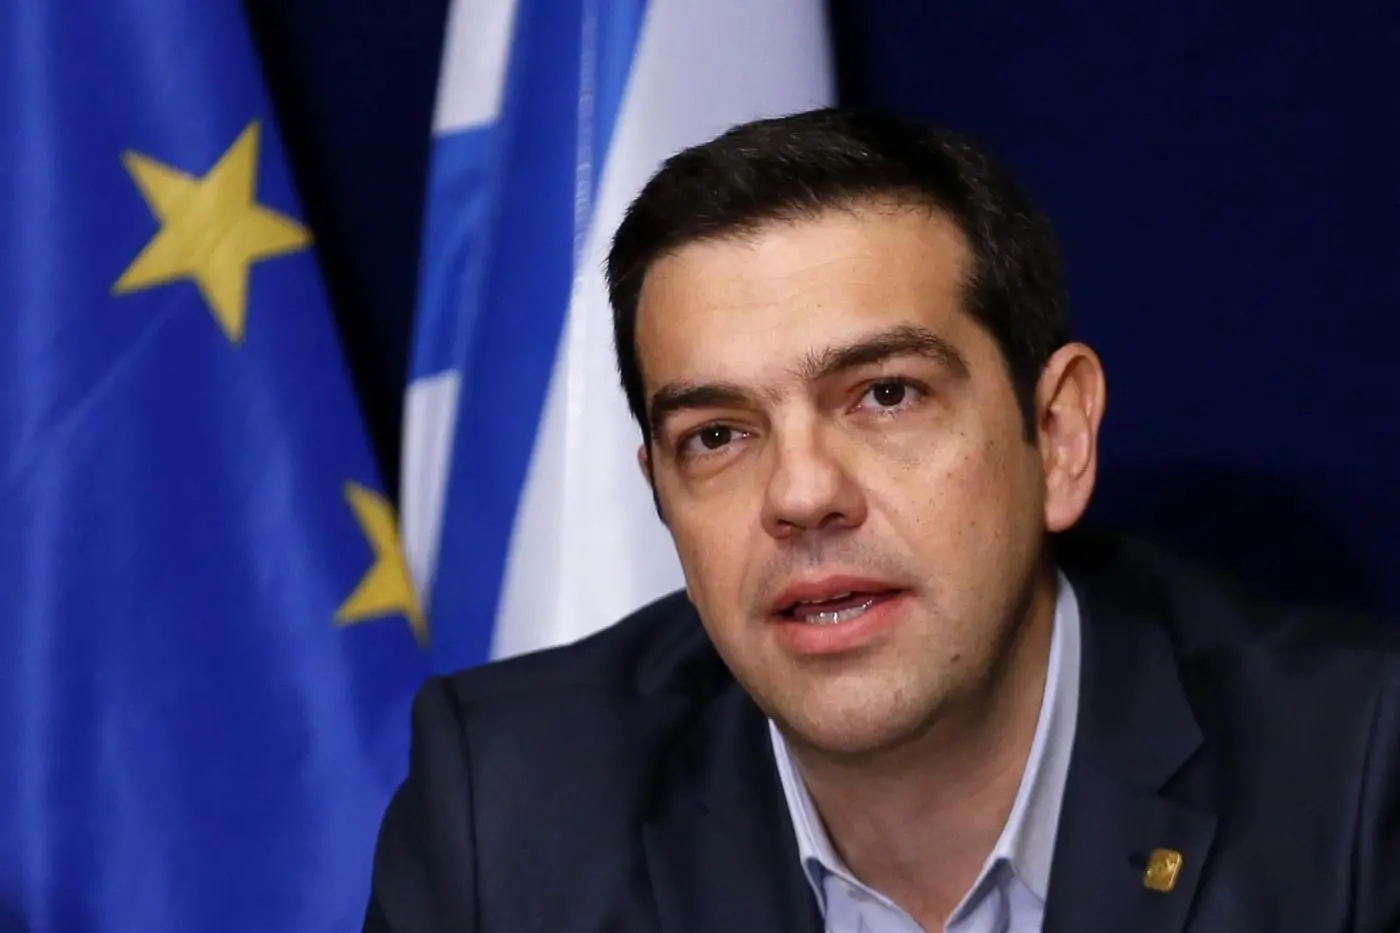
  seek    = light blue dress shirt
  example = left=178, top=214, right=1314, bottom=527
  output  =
left=768, top=574, right=1082, bottom=933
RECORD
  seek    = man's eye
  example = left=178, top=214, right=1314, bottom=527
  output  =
left=860, top=380, right=921, bottom=410
left=870, top=382, right=907, bottom=407
left=696, top=426, right=733, bottom=449
left=679, top=424, right=739, bottom=457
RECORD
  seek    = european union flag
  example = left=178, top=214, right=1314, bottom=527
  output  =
left=0, top=2, right=428, bottom=930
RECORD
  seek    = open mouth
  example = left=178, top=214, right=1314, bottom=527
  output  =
left=777, top=590, right=901, bottom=626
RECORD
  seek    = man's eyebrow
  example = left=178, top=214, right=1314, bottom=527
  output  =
left=795, top=324, right=970, bottom=383
left=645, top=325, right=969, bottom=439
left=647, top=383, right=758, bottom=440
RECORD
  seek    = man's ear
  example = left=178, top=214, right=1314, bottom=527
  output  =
left=1036, top=342, right=1107, bottom=533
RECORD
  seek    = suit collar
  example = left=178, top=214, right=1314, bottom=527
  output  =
left=642, top=673, right=823, bottom=933
left=1063, top=537, right=1204, bottom=784
left=1044, top=534, right=1218, bottom=933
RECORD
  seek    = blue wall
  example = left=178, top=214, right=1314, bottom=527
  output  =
left=245, top=0, right=1400, bottom=615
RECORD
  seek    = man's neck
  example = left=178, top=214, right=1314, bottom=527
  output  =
left=786, top=572, right=1058, bottom=927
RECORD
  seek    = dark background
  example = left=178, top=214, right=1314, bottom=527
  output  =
left=241, top=0, right=1400, bottom=616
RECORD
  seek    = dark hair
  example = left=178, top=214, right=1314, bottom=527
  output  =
left=606, top=107, right=1069, bottom=444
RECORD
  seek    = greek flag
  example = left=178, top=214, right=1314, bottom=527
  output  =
left=402, top=0, right=834, bottom=669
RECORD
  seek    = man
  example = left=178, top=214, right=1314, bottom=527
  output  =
left=364, top=109, right=1400, bottom=932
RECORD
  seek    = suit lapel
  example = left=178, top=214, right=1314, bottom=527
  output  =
left=1046, top=538, right=1218, bottom=933
left=1046, top=756, right=1216, bottom=933
left=643, top=680, right=823, bottom=933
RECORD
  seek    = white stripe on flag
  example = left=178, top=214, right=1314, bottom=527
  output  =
left=433, top=0, right=518, bottom=134
left=401, top=370, right=458, bottom=599
left=490, top=0, right=834, bottom=658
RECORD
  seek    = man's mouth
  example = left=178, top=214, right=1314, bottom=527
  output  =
left=776, top=589, right=902, bottom=625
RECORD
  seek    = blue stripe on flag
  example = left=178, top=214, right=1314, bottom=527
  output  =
left=410, top=127, right=496, bottom=380
left=423, top=0, right=649, bottom=670
left=589, top=0, right=649, bottom=198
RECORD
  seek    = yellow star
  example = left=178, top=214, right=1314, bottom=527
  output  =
left=112, top=121, right=311, bottom=344
left=336, top=481, right=428, bottom=646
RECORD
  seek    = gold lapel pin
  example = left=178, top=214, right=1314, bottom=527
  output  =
left=1143, top=848, right=1184, bottom=892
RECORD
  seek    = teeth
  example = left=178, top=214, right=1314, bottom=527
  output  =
left=803, top=598, right=876, bottom=626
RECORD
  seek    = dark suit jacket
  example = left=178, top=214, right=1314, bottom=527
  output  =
left=363, top=535, right=1400, bottom=932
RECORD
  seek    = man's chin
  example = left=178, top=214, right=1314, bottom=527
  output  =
left=773, top=696, right=937, bottom=762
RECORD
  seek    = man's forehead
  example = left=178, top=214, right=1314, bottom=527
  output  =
left=639, top=206, right=967, bottom=317
left=639, top=270, right=971, bottom=378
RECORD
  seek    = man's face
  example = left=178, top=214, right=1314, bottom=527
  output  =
left=635, top=203, right=1085, bottom=757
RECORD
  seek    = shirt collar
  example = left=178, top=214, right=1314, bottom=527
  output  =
left=768, top=571, right=1083, bottom=908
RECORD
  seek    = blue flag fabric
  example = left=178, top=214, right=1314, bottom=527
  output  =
left=0, top=2, right=428, bottom=930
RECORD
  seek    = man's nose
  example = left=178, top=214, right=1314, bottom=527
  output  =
left=760, top=420, right=867, bottom=540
